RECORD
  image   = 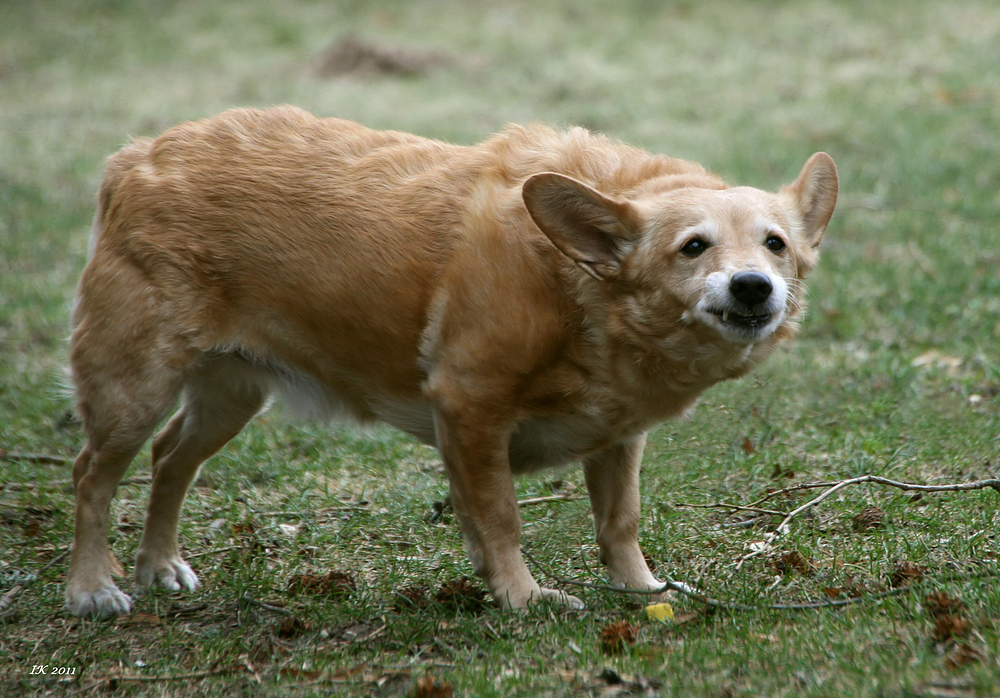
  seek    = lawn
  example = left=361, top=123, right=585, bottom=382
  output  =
left=1, top=0, right=999, bottom=695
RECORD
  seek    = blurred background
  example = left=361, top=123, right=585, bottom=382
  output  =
left=1, top=2, right=999, bottom=692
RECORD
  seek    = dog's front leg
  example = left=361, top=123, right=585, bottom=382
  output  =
left=583, top=434, right=665, bottom=600
left=433, top=409, right=583, bottom=610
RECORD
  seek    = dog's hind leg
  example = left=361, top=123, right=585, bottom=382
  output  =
left=135, top=355, right=267, bottom=594
left=66, top=280, right=189, bottom=617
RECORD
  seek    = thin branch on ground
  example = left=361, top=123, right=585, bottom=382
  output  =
left=0, top=451, right=73, bottom=465
left=67, top=664, right=245, bottom=696
left=241, top=593, right=293, bottom=616
left=255, top=504, right=370, bottom=517
left=524, top=547, right=1000, bottom=613
left=674, top=501, right=787, bottom=517
left=746, top=480, right=856, bottom=507
left=722, top=516, right=771, bottom=529
left=0, top=550, right=70, bottom=620
left=185, top=545, right=241, bottom=559
left=774, top=475, right=999, bottom=534
left=525, top=473, right=1000, bottom=613
left=735, top=474, right=1000, bottom=568
left=518, top=493, right=579, bottom=507
left=747, top=474, right=999, bottom=509
left=1, top=475, right=152, bottom=492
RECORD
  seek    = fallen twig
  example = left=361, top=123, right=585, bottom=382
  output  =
left=736, top=474, right=1000, bottom=568
left=774, top=474, right=999, bottom=533
left=66, top=664, right=244, bottom=696
left=0, top=449, right=73, bottom=465
left=674, top=501, right=786, bottom=517
left=186, top=545, right=241, bottom=559
left=0, top=451, right=72, bottom=465
left=747, top=480, right=857, bottom=507
left=1, top=475, right=152, bottom=492
left=722, top=516, right=771, bottom=529
left=524, top=474, right=1000, bottom=612
left=747, top=475, right=999, bottom=509
left=518, top=493, right=579, bottom=507
left=523, top=547, right=1000, bottom=613
left=241, top=593, right=293, bottom=616
left=0, top=550, right=70, bottom=620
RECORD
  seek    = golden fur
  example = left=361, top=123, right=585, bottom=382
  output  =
left=66, top=106, right=837, bottom=617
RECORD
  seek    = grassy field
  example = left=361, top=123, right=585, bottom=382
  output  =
left=2, top=0, right=999, bottom=695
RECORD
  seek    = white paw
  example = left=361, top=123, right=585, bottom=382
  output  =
left=536, top=587, right=585, bottom=610
left=501, top=586, right=585, bottom=610
left=66, top=584, right=132, bottom=619
left=135, top=554, right=200, bottom=592
left=611, top=575, right=671, bottom=604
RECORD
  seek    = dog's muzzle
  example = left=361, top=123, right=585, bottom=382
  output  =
left=698, top=270, right=787, bottom=343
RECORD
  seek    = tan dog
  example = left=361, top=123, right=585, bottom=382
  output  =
left=66, top=106, right=837, bottom=617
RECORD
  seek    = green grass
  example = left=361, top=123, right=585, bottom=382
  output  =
left=2, top=0, right=999, bottom=695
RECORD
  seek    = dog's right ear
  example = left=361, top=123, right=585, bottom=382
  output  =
left=522, top=173, right=640, bottom=281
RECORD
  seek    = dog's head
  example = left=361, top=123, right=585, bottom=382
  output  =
left=522, top=154, right=838, bottom=351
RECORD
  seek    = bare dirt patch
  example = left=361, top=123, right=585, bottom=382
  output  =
left=315, top=35, right=449, bottom=79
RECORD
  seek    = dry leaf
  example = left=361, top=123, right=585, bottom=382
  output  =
left=924, top=591, right=965, bottom=616
left=289, top=570, right=357, bottom=597
left=411, top=671, right=453, bottom=698
left=231, top=521, right=258, bottom=537
left=393, top=584, right=431, bottom=611
left=824, top=575, right=877, bottom=599
left=434, top=577, right=488, bottom=613
left=600, top=620, right=639, bottom=654
left=771, top=550, right=815, bottom=576
left=933, top=614, right=971, bottom=641
left=117, top=613, right=162, bottom=627
left=276, top=616, right=310, bottom=639
left=889, top=561, right=926, bottom=588
left=944, top=643, right=984, bottom=669
left=852, top=506, right=885, bottom=532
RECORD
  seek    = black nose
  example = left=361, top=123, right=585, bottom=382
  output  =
left=730, top=271, right=773, bottom=306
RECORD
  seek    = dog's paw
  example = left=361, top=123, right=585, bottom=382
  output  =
left=501, top=586, right=585, bottom=610
left=534, top=587, right=585, bottom=610
left=608, top=569, right=671, bottom=604
left=135, top=554, right=200, bottom=592
left=65, top=584, right=132, bottom=619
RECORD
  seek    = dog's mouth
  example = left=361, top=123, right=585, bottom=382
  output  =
left=707, top=307, right=774, bottom=330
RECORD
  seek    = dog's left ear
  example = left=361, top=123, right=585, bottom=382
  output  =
left=780, top=152, right=839, bottom=248
left=522, top=173, right=641, bottom=281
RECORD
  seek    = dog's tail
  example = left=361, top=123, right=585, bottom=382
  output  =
left=88, top=137, right=153, bottom=258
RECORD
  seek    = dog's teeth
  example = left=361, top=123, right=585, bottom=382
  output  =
left=722, top=310, right=729, bottom=323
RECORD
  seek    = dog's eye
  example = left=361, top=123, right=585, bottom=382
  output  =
left=765, top=236, right=787, bottom=254
left=680, top=238, right=709, bottom=257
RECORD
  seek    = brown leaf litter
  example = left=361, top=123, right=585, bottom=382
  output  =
left=600, top=620, right=639, bottom=654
